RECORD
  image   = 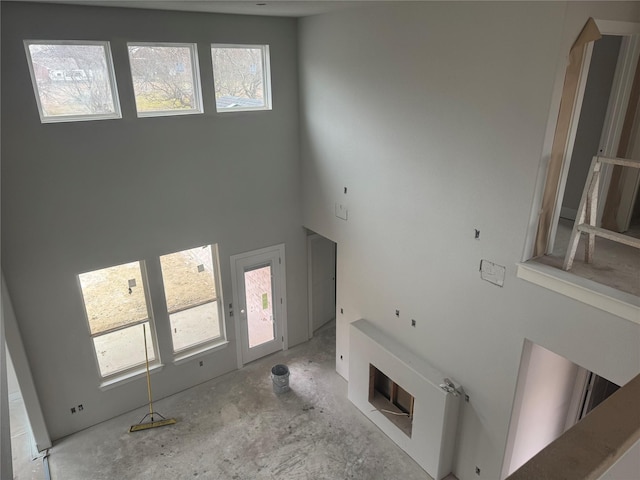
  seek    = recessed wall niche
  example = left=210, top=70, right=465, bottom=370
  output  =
left=369, top=364, right=414, bottom=437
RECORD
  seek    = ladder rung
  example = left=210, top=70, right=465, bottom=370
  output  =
left=597, top=156, right=640, bottom=168
left=576, top=224, right=640, bottom=249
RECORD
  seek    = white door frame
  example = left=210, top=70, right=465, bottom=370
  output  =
left=307, top=234, right=336, bottom=339
left=307, top=234, right=318, bottom=340
left=548, top=26, right=640, bottom=253
left=230, top=244, right=287, bottom=368
left=616, top=116, right=640, bottom=230
left=547, top=41, right=594, bottom=253
left=596, top=34, right=640, bottom=226
left=526, top=20, right=640, bottom=258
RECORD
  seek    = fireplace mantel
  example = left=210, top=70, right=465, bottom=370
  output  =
left=348, top=319, right=461, bottom=480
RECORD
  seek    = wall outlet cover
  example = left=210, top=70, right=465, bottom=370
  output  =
left=480, top=260, right=505, bottom=287
left=335, top=203, right=348, bottom=220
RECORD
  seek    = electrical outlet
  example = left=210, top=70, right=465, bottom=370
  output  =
left=465, top=394, right=470, bottom=403
left=475, top=229, right=480, bottom=239
left=475, top=466, right=481, bottom=475
left=411, top=319, right=416, bottom=327
left=340, top=308, right=343, bottom=314
left=395, top=309, right=400, bottom=317
left=199, top=361, right=204, bottom=367
left=70, top=407, right=76, bottom=414
left=78, top=404, right=83, bottom=411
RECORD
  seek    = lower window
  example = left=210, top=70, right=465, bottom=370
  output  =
left=160, top=244, right=225, bottom=353
left=79, top=261, right=157, bottom=378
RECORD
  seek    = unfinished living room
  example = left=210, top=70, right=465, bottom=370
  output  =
left=2, top=1, right=639, bottom=480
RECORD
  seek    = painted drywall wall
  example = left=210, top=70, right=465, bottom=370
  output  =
left=504, top=341, right=579, bottom=475
left=562, top=35, right=622, bottom=219
left=2, top=273, right=51, bottom=451
left=299, top=2, right=640, bottom=479
left=0, top=288, right=12, bottom=480
left=1, top=2, right=306, bottom=441
left=7, top=352, right=19, bottom=398
left=599, top=437, right=640, bottom=479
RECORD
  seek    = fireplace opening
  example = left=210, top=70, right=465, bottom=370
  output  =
left=369, top=364, right=414, bottom=437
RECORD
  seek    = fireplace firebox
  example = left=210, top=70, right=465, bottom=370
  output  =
left=369, top=364, right=415, bottom=437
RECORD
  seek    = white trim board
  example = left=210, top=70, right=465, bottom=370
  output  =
left=516, top=262, right=640, bottom=324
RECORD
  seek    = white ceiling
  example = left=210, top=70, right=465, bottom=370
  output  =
left=10, top=0, right=396, bottom=17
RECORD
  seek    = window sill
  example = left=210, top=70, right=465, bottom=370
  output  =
left=99, top=363, right=164, bottom=391
left=517, top=261, right=640, bottom=324
left=216, top=106, right=271, bottom=114
left=136, top=109, right=203, bottom=118
left=173, top=339, right=229, bottom=366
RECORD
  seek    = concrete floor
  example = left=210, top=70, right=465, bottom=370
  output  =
left=46, top=321, right=451, bottom=480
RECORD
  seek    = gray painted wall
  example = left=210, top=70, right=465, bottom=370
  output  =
left=504, top=341, right=579, bottom=475
left=299, top=2, right=640, bottom=479
left=0, top=292, right=11, bottom=480
left=562, top=35, right=622, bottom=217
left=1, top=2, right=306, bottom=441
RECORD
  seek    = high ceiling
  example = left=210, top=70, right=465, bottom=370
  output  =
left=10, top=0, right=395, bottom=17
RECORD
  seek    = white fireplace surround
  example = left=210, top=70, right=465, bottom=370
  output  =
left=348, top=319, right=461, bottom=480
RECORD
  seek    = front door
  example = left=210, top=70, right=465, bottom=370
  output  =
left=231, top=245, right=287, bottom=365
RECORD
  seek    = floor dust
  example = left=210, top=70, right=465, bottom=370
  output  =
left=46, top=321, right=449, bottom=480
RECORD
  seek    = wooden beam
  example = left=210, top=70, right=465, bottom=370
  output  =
left=577, top=224, right=640, bottom=248
left=507, top=374, right=640, bottom=480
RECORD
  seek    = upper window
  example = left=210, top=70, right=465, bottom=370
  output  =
left=160, top=245, right=225, bottom=354
left=128, top=43, right=203, bottom=117
left=78, top=261, right=158, bottom=379
left=24, top=40, right=121, bottom=123
left=211, top=44, right=271, bottom=112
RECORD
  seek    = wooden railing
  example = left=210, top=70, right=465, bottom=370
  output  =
left=506, top=373, right=640, bottom=480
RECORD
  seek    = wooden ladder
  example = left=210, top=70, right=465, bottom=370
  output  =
left=563, top=155, right=640, bottom=270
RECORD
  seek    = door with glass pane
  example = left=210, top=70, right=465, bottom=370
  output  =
left=231, top=245, right=286, bottom=365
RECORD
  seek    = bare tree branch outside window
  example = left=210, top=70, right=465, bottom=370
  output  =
left=128, top=44, right=199, bottom=113
left=211, top=47, right=267, bottom=109
left=28, top=43, right=117, bottom=117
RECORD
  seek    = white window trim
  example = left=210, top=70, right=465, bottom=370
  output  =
left=100, top=362, right=164, bottom=391
left=78, top=261, right=162, bottom=383
left=127, top=42, right=204, bottom=118
left=173, top=339, right=229, bottom=365
left=211, top=43, right=272, bottom=113
left=24, top=39, right=122, bottom=123
left=161, top=243, right=228, bottom=360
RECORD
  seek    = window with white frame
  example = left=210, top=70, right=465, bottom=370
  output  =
left=127, top=43, right=203, bottom=117
left=159, top=244, right=225, bottom=353
left=24, top=40, right=121, bottom=123
left=211, top=44, right=271, bottom=112
left=78, top=261, right=157, bottom=379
